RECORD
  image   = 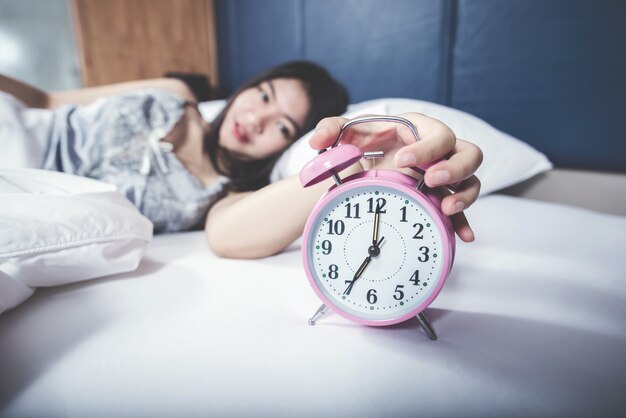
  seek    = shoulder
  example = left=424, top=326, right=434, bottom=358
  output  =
left=150, top=78, right=197, bottom=103
left=48, top=78, right=198, bottom=109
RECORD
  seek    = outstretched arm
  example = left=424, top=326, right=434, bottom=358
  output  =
left=205, top=112, right=482, bottom=259
left=47, top=78, right=197, bottom=108
left=205, top=163, right=363, bottom=259
left=1, top=74, right=196, bottom=109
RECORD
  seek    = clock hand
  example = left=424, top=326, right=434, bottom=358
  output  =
left=344, top=236, right=385, bottom=296
left=368, top=236, right=385, bottom=257
left=372, top=202, right=381, bottom=246
left=344, top=256, right=370, bottom=295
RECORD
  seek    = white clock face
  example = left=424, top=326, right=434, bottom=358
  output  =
left=306, top=184, right=445, bottom=321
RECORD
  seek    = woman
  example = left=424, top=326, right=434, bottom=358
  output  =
left=0, top=61, right=349, bottom=232
left=1, top=62, right=482, bottom=259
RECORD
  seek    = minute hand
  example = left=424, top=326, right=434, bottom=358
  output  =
left=344, top=236, right=385, bottom=296
left=344, top=256, right=370, bottom=296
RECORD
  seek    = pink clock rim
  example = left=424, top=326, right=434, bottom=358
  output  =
left=301, top=171, right=455, bottom=327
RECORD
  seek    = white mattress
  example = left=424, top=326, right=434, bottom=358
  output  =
left=1, top=195, right=625, bottom=417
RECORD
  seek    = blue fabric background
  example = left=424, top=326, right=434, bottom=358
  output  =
left=215, top=0, right=626, bottom=172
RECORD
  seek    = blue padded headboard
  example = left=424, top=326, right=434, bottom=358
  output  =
left=215, top=0, right=626, bottom=172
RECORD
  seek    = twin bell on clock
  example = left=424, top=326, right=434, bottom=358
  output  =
left=299, top=116, right=456, bottom=340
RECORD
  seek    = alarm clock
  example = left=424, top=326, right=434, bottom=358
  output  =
left=299, top=116, right=455, bottom=340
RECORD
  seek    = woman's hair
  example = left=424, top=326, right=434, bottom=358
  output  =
left=204, top=61, right=349, bottom=192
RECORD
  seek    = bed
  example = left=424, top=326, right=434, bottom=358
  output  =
left=1, top=0, right=626, bottom=417
left=1, top=194, right=625, bottom=417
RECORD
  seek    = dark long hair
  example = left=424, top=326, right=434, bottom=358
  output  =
left=204, top=61, right=349, bottom=192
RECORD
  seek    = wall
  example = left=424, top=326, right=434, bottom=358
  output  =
left=0, top=0, right=80, bottom=90
left=214, top=0, right=626, bottom=172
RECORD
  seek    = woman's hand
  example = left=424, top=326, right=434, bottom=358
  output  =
left=309, top=113, right=483, bottom=242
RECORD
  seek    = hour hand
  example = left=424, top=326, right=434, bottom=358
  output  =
left=372, top=203, right=381, bottom=246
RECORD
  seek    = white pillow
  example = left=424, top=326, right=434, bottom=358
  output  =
left=379, top=98, right=553, bottom=194
left=0, top=91, right=53, bottom=169
left=0, top=168, right=153, bottom=314
left=198, top=99, right=226, bottom=123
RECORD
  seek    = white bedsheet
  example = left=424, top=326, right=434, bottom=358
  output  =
left=1, top=195, right=625, bottom=417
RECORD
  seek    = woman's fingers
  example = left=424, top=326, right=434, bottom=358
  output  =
left=423, top=139, right=483, bottom=187
left=309, top=113, right=481, bottom=242
left=312, top=113, right=459, bottom=167
left=440, top=175, right=481, bottom=215
left=451, top=211, right=475, bottom=243
left=431, top=185, right=478, bottom=242
left=392, top=113, right=457, bottom=168
left=423, top=138, right=482, bottom=219
left=309, top=116, right=350, bottom=149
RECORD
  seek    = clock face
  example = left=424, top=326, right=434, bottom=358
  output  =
left=304, top=182, right=448, bottom=323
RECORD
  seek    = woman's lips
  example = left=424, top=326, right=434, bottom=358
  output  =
left=233, top=122, right=250, bottom=144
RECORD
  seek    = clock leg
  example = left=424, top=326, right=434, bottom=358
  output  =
left=416, top=312, right=438, bottom=340
left=308, top=304, right=328, bottom=325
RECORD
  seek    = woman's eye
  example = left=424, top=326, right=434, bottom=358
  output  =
left=278, top=123, right=291, bottom=140
left=258, top=87, right=269, bottom=103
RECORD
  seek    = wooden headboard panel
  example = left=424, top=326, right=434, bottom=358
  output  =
left=71, top=0, right=219, bottom=91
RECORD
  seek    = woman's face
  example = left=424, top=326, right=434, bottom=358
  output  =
left=219, top=78, right=311, bottom=160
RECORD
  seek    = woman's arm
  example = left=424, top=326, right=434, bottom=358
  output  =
left=205, top=164, right=362, bottom=259
left=1, top=74, right=196, bottom=109
left=47, top=78, right=197, bottom=108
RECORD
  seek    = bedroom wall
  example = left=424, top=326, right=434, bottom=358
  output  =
left=2, top=0, right=623, bottom=174
left=70, top=0, right=219, bottom=91
left=451, top=0, right=626, bottom=172
left=0, top=0, right=80, bottom=90
left=0, top=0, right=219, bottom=94
left=215, top=0, right=626, bottom=173
left=215, top=0, right=452, bottom=104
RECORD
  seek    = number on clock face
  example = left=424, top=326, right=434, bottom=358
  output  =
left=307, top=185, right=444, bottom=320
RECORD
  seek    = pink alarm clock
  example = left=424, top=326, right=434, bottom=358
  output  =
left=300, top=116, right=455, bottom=340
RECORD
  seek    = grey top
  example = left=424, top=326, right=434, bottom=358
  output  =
left=43, top=89, right=229, bottom=233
